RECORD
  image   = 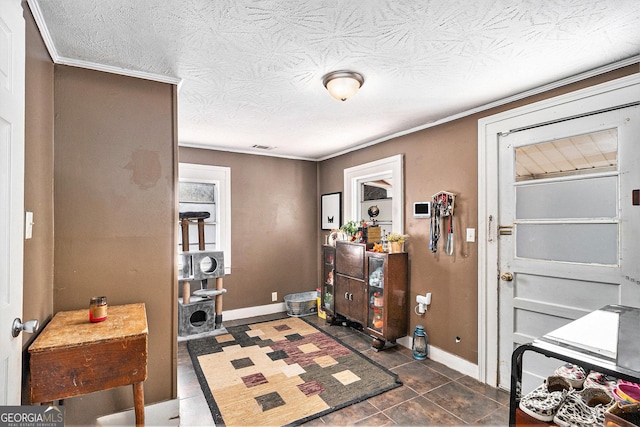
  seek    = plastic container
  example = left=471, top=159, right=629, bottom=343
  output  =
left=284, top=292, right=318, bottom=317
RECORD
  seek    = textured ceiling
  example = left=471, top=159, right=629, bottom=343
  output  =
left=29, top=0, right=640, bottom=160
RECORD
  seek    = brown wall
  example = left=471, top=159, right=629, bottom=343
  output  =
left=178, top=149, right=318, bottom=309
left=52, top=66, right=177, bottom=424
left=23, top=2, right=54, bottom=344
left=22, top=3, right=55, bottom=402
left=318, top=136, right=480, bottom=361
left=318, top=64, right=639, bottom=364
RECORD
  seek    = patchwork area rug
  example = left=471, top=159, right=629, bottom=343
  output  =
left=187, top=316, right=402, bottom=426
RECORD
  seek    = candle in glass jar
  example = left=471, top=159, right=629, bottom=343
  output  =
left=89, top=296, right=108, bottom=322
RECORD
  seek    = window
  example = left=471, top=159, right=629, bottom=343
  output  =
left=515, top=129, right=617, bottom=181
left=178, top=163, right=231, bottom=274
left=178, top=182, right=217, bottom=251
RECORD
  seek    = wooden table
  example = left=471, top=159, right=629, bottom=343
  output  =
left=29, top=303, right=148, bottom=426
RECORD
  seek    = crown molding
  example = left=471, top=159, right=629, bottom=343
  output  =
left=26, top=0, right=57, bottom=61
left=53, top=56, right=182, bottom=85
left=318, top=55, right=640, bottom=161
left=26, top=0, right=181, bottom=86
left=178, top=142, right=317, bottom=162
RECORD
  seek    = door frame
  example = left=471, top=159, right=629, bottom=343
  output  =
left=477, top=73, right=640, bottom=388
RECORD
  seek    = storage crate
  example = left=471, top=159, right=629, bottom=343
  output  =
left=605, top=402, right=640, bottom=427
left=284, top=291, right=318, bottom=317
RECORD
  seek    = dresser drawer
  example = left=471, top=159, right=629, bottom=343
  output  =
left=335, top=241, right=365, bottom=279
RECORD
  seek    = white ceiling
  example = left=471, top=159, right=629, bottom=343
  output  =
left=28, top=0, right=640, bottom=160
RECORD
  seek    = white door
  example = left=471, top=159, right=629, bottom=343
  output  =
left=0, top=0, right=26, bottom=405
left=497, top=105, right=640, bottom=392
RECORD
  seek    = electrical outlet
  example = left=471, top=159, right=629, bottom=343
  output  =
left=415, top=293, right=432, bottom=315
left=271, top=292, right=278, bottom=302
left=416, top=293, right=431, bottom=305
left=25, top=211, right=34, bottom=239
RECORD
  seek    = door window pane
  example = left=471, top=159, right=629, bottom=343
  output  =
left=516, top=223, right=617, bottom=265
left=515, top=129, right=617, bottom=182
left=516, top=176, right=616, bottom=219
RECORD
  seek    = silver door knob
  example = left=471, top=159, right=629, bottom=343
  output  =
left=500, top=272, right=514, bottom=281
left=12, top=318, right=39, bottom=337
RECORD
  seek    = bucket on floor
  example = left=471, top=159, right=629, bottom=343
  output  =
left=284, top=291, right=318, bottom=317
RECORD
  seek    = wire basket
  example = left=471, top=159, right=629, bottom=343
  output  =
left=284, top=291, right=318, bottom=317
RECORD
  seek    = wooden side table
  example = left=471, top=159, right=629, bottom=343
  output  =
left=29, top=303, right=148, bottom=426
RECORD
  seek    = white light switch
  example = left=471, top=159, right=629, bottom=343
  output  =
left=466, top=228, right=475, bottom=242
left=25, top=211, right=34, bottom=240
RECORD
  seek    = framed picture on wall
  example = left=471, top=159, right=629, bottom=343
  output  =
left=321, top=192, right=342, bottom=230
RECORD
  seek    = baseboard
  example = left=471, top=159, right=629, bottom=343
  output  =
left=97, top=399, right=179, bottom=426
left=397, top=336, right=479, bottom=380
left=222, top=302, right=286, bottom=321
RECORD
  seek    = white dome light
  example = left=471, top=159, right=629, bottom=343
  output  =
left=322, top=71, right=365, bottom=101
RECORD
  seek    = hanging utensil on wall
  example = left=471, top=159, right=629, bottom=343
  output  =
left=446, top=211, right=454, bottom=256
left=430, top=203, right=440, bottom=253
left=430, top=191, right=456, bottom=256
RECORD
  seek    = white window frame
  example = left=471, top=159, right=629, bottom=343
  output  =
left=179, top=163, right=231, bottom=274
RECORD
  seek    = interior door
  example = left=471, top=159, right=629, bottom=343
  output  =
left=497, top=105, right=640, bottom=392
left=0, top=0, right=26, bottom=405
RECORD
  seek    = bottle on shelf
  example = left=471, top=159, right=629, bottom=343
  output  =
left=381, top=233, right=389, bottom=253
left=373, top=292, right=384, bottom=308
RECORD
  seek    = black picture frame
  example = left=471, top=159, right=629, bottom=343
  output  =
left=321, top=192, right=342, bottom=230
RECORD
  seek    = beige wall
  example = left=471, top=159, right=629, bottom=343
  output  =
left=318, top=64, right=639, bottom=364
left=179, top=149, right=318, bottom=309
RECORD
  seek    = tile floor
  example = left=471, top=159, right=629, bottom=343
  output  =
left=177, top=313, right=511, bottom=426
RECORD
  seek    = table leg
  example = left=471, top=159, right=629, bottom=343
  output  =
left=509, top=344, right=529, bottom=426
left=133, top=382, right=145, bottom=426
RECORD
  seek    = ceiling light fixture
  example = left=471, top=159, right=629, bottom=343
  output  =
left=322, top=71, right=364, bottom=101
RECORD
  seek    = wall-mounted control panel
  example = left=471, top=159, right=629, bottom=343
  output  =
left=413, top=201, right=431, bottom=218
